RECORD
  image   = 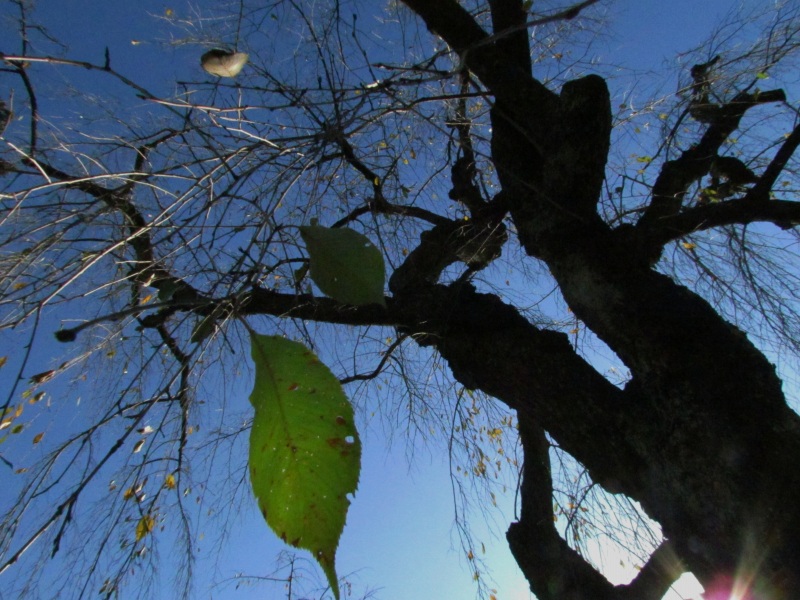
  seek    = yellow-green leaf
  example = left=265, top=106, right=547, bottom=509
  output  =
left=135, top=515, right=155, bottom=541
left=299, top=225, right=386, bottom=306
left=248, top=334, right=361, bottom=600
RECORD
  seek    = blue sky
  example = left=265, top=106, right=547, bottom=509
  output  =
left=0, top=1, right=779, bottom=599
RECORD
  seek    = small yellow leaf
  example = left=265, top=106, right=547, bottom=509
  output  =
left=135, top=515, right=155, bottom=541
left=682, top=242, right=697, bottom=250
left=140, top=294, right=153, bottom=304
left=0, top=356, right=6, bottom=368
left=0, top=418, right=11, bottom=430
left=29, top=392, right=45, bottom=405
left=32, top=432, right=44, bottom=444
left=164, top=474, right=176, bottom=490
left=13, top=282, right=26, bottom=290
left=123, top=487, right=136, bottom=501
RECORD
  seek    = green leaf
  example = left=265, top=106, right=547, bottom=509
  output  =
left=157, top=280, right=178, bottom=302
left=248, top=334, right=361, bottom=600
left=293, top=263, right=309, bottom=285
left=299, top=225, right=386, bottom=306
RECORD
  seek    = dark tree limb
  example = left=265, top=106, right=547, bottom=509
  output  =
left=616, top=540, right=684, bottom=600
left=510, top=413, right=685, bottom=600
left=488, top=0, right=532, bottom=74
left=244, top=287, right=395, bottom=327
left=394, top=283, right=647, bottom=494
left=638, top=89, right=787, bottom=229
left=634, top=198, right=800, bottom=249
left=508, top=415, right=617, bottom=599
left=388, top=215, right=507, bottom=294
left=447, top=73, right=487, bottom=214
left=401, top=0, right=558, bottom=147
left=329, top=194, right=451, bottom=229
left=746, top=121, right=800, bottom=203
left=549, top=74, right=612, bottom=219
left=396, top=2, right=800, bottom=595
left=630, top=123, right=800, bottom=252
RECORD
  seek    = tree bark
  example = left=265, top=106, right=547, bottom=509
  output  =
left=393, top=1, right=800, bottom=597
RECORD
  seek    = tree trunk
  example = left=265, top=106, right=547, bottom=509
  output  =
left=398, top=1, right=800, bottom=597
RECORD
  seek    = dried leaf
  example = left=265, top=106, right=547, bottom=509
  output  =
left=29, top=370, right=55, bottom=385
left=135, top=515, right=155, bottom=541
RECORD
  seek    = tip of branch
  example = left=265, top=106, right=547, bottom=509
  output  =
left=55, top=329, right=77, bottom=343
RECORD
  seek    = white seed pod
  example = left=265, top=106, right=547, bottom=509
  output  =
left=200, top=49, right=249, bottom=78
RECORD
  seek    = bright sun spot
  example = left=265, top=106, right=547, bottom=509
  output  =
left=701, top=572, right=762, bottom=600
